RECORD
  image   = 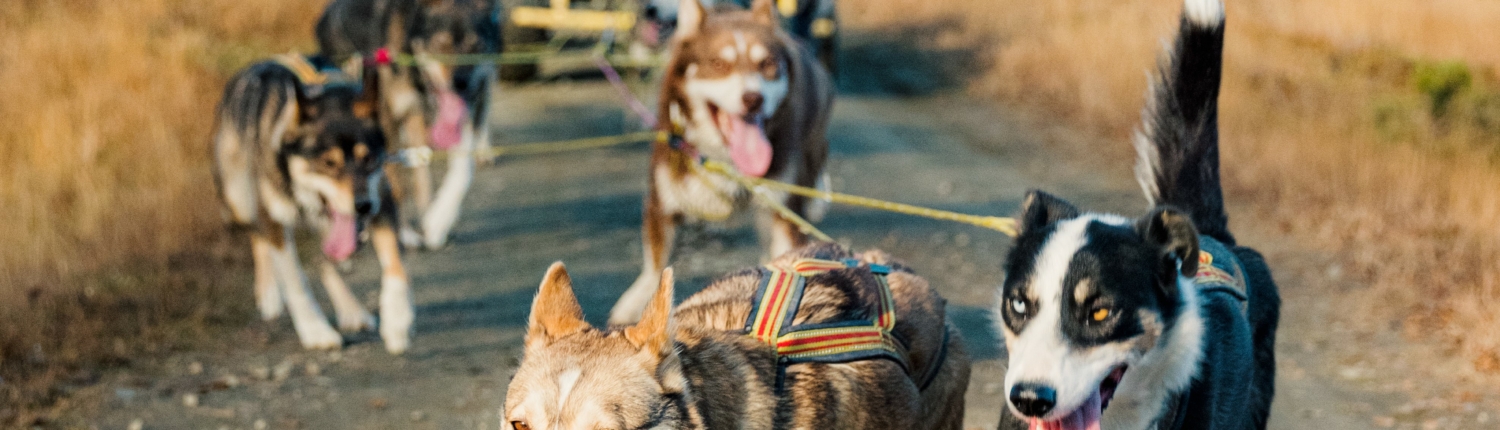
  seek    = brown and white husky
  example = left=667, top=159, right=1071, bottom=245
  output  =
left=614, top=0, right=836, bottom=325
left=505, top=243, right=970, bottom=430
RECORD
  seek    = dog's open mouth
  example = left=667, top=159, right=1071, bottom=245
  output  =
left=429, top=89, right=467, bottom=151
left=706, top=102, right=773, bottom=177
left=323, top=209, right=358, bottom=263
left=1029, top=366, right=1127, bottom=430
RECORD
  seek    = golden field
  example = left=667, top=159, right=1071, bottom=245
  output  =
left=848, top=0, right=1500, bottom=368
left=0, top=0, right=321, bottom=416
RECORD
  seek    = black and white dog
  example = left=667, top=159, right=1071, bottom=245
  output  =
left=995, top=0, right=1280, bottom=429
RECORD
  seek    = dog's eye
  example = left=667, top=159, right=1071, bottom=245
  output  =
left=1091, top=307, right=1111, bottom=322
left=760, top=59, right=777, bottom=76
left=1010, top=298, right=1027, bottom=315
left=708, top=58, right=731, bottom=73
left=510, top=421, right=531, bottom=430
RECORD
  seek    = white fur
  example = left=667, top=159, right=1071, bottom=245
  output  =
left=748, top=44, right=768, bottom=63
left=268, top=230, right=342, bottom=350
left=1000, top=217, right=1096, bottom=420
left=1183, top=0, right=1224, bottom=27
left=556, top=368, right=582, bottom=408
left=215, top=126, right=257, bottom=223
left=804, top=172, right=831, bottom=223
left=260, top=179, right=300, bottom=226
left=287, top=157, right=355, bottom=216
left=321, top=261, right=375, bottom=332
left=421, top=147, right=474, bottom=249
left=250, top=235, right=284, bottom=321
left=998, top=214, right=1208, bottom=428
left=719, top=46, right=737, bottom=62
left=1101, top=275, right=1204, bottom=429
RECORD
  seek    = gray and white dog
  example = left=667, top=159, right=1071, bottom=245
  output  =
left=994, top=0, right=1280, bottom=428
left=316, top=0, right=501, bottom=250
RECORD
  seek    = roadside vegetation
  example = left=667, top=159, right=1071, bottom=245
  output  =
left=849, top=0, right=1500, bottom=370
left=0, top=0, right=318, bottom=423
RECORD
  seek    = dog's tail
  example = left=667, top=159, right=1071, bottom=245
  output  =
left=1134, top=0, right=1234, bottom=245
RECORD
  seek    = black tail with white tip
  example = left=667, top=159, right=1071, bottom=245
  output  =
left=1134, top=0, right=1234, bottom=245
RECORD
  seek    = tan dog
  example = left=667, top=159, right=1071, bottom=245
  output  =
left=614, top=0, right=836, bottom=325
left=505, top=243, right=969, bottom=430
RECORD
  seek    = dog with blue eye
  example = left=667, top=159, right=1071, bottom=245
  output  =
left=993, top=1, right=1281, bottom=429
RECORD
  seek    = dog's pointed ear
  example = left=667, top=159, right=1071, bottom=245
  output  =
left=1017, top=190, right=1080, bottom=235
left=625, top=267, right=676, bottom=357
left=1136, top=207, right=1201, bottom=287
left=675, top=0, right=705, bottom=39
left=750, top=0, right=779, bottom=25
left=526, top=262, right=591, bottom=346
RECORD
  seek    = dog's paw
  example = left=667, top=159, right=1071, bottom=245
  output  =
left=296, top=321, right=344, bottom=351
left=399, top=226, right=424, bottom=249
left=380, top=282, right=415, bottom=355
left=337, top=308, right=377, bottom=333
left=257, top=293, right=284, bottom=322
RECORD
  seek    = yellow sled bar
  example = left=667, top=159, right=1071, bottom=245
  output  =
left=511, top=0, right=636, bottom=32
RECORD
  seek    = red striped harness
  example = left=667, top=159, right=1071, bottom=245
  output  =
left=745, top=258, right=910, bottom=374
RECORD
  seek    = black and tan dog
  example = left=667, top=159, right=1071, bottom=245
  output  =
left=212, top=55, right=414, bottom=354
left=615, top=0, right=835, bottom=325
left=316, top=0, right=501, bottom=250
left=994, top=0, right=1279, bottom=428
left=507, top=243, right=969, bottom=429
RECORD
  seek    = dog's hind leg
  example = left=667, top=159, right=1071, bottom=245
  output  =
left=320, top=260, right=375, bottom=333
left=250, top=232, right=284, bottom=321
left=612, top=188, right=678, bottom=325
left=371, top=221, right=414, bottom=354
left=267, top=226, right=343, bottom=350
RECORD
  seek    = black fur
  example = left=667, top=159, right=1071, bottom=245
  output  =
left=998, top=2, right=1280, bottom=429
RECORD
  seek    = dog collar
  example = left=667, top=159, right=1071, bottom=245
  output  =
left=745, top=258, right=910, bottom=374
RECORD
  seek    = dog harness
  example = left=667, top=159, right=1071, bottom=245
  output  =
left=270, top=54, right=362, bottom=99
left=1195, top=236, right=1249, bottom=313
left=744, top=258, right=948, bottom=390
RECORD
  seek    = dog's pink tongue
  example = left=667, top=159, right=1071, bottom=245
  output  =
left=1029, top=391, right=1103, bottom=430
left=429, top=91, right=466, bottom=150
left=322, top=212, right=357, bottom=262
left=724, top=116, right=773, bottom=177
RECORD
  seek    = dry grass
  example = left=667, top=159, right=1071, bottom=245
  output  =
left=848, top=0, right=1500, bottom=369
left=0, top=0, right=320, bottom=422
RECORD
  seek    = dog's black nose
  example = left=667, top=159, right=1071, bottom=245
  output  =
left=355, top=201, right=373, bottom=214
left=1009, top=383, right=1057, bottom=417
left=644, top=4, right=660, bottom=20
left=742, top=92, right=764, bottom=113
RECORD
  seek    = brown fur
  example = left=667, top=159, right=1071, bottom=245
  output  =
left=621, top=0, right=835, bottom=325
left=507, top=243, right=970, bottom=430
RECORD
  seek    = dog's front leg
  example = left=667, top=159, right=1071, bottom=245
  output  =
left=611, top=187, right=678, bottom=325
left=370, top=221, right=413, bottom=354
left=267, top=226, right=343, bottom=350
left=420, top=115, right=479, bottom=250
left=250, top=232, right=284, bottom=321
left=319, top=260, right=375, bottom=333
left=756, top=191, right=810, bottom=259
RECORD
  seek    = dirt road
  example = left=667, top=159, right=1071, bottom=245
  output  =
left=50, top=72, right=1499, bottom=428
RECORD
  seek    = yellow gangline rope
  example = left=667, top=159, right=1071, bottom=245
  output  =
left=699, top=160, right=1019, bottom=238
left=397, top=131, right=656, bottom=166
left=690, top=161, right=834, bottom=242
